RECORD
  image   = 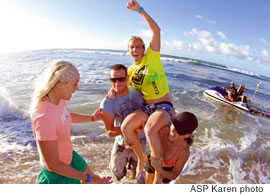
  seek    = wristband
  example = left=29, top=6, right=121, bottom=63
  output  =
left=138, top=7, right=144, bottom=13
left=85, top=173, right=91, bottom=183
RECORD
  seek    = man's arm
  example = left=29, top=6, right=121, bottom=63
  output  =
left=101, top=111, right=122, bottom=137
left=126, top=0, right=160, bottom=51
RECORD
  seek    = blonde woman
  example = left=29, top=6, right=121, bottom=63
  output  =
left=31, top=61, right=112, bottom=184
left=121, top=0, right=174, bottom=179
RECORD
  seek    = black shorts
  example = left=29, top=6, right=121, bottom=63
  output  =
left=144, top=155, right=174, bottom=184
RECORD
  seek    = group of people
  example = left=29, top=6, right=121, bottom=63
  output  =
left=223, top=82, right=247, bottom=104
left=30, top=0, right=198, bottom=184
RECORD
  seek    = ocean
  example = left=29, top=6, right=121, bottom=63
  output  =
left=0, top=49, right=270, bottom=184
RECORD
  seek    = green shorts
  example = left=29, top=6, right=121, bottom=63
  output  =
left=37, top=150, right=88, bottom=184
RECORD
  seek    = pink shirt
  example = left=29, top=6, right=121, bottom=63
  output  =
left=32, top=100, right=73, bottom=171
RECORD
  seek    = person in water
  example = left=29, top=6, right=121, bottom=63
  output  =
left=144, top=112, right=198, bottom=184
left=121, top=0, right=174, bottom=179
left=31, top=61, right=112, bottom=184
left=99, top=64, right=146, bottom=183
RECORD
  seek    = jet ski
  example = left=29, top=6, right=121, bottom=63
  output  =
left=203, top=87, right=249, bottom=112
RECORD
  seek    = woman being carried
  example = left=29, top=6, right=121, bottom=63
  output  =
left=121, top=0, right=174, bottom=179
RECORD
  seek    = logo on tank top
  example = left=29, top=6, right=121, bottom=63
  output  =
left=132, top=65, right=148, bottom=85
left=152, top=81, right=159, bottom=95
left=61, top=107, right=69, bottom=123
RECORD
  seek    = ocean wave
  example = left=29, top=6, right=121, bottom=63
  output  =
left=52, top=48, right=128, bottom=56
left=30, top=48, right=270, bottom=80
left=0, top=87, right=20, bottom=120
left=0, top=87, right=29, bottom=121
left=184, top=126, right=270, bottom=183
left=226, top=67, right=261, bottom=78
left=0, top=92, right=34, bottom=153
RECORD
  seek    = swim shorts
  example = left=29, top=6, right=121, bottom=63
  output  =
left=141, top=101, right=174, bottom=117
left=110, top=137, right=146, bottom=183
left=144, top=154, right=173, bottom=184
left=37, top=150, right=87, bottom=184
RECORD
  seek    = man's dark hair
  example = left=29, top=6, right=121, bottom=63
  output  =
left=110, top=64, right=128, bottom=76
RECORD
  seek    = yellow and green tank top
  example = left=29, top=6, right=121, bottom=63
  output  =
left=128, top=47, right=169, bottom=100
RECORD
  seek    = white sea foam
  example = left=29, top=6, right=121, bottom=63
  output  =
left=74, top=49, right=127, bottom=56
left=238, top=130, right=257, bottom=151
left=0, top=87, right=10, bottom=110
left=227, top=67, right=260, bottom=77
left=0, top=87, right=21, bottom=120
left=0, top=133, right=33, bottom=152
left=181, top=124, right=270, bottom=183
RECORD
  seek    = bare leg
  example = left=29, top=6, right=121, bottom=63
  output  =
left=240, top=96, right=246, bottom=104
left=144, top=110, right=170, bottom=183
left=228, top=92, right=234, bottom=102
left=224, top=95, right=231, bottom=101
left=121, top=110, right=148, bottom=178
left=145, top=172, right=154, bottom=184
left=145, top=110, right=170, bottom=160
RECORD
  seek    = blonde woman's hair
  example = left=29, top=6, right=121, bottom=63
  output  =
left=30, top=61, right=79, bottom=115
left=128, top=36, right=145, bottom=49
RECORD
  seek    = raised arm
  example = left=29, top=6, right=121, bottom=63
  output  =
left=126, top=0, right=161, bottom=51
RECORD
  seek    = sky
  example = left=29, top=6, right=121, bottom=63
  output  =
left=1, top=0, right=270, bottom=77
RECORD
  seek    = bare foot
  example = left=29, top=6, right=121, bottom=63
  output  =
left=135, top=154, right=147, bottom=178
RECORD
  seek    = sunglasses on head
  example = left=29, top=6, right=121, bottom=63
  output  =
left=110, top=77, right=126, bottom=83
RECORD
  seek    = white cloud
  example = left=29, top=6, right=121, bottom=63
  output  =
left=217, top=31, right=227, bottom=40
left=138, top=29, right=152, bottom=38
left=259, top=49, right=270, bottom=65
left=186, top=28, right=217, bottom=52
left=262, top=49, right=270, bottom=58
left=185, top=28, right=213, bottom=40
left=195, top=15, right=203, bottom=19
left=184, top=28, right=254, bottom=61
left=206, top=45, right=216, bottom=53
left=261, top=49, right=270, bottom=63
left=164, top=40, right=184, bottom=50
left=219, top=42, right=233, bottom=55
left=195, top=15, right=216, bottom=25
left=258, top=38, right=269, bottom=45
left=219, top=43, right=253, bottom=61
